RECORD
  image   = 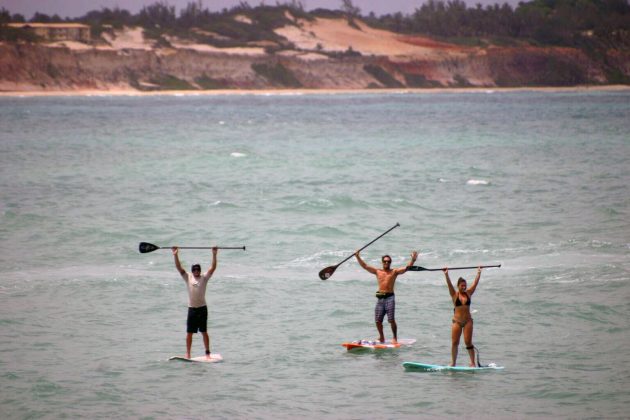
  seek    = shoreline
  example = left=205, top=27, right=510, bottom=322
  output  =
left=1, top=85, right=629, bottom=97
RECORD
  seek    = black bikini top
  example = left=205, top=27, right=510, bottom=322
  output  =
left=454, top=292, right=471, bottom=307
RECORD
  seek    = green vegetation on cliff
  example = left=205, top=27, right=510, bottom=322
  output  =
left=2, top=0, right=629, bottom=51
left=1, top=1, right=629, bottom=88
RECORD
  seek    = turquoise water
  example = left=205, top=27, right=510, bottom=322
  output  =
left=1, top=90, right=629, bottom=418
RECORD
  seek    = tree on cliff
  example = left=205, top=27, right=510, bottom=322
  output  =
left=137, top=1, right=177, bottom=28
left=2, top=0, right=629, bottom=52
left=341, top=0, right=361, bottom=18
left=178, top=0, right=211, bottom=28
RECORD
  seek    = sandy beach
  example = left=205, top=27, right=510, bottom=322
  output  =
left=1, top=85, right=629, bottom=97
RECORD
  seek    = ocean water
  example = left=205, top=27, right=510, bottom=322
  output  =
left=0, top=90, right=629, bottom=419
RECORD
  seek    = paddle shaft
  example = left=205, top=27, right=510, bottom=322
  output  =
left=166, top=246, right=245, bottom=250
left=334, top=223, right=400, bottom=268
left=409, top=264, right=501, bottom=272
left=139, top=242, right=246, bottom=253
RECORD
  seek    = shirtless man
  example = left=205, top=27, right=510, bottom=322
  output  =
left=355, top=250, right=418, bottom=343
left=172, top=246, right=218, bottom=359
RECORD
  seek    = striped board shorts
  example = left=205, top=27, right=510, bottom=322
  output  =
left=375, top=293, right=395, bottom=323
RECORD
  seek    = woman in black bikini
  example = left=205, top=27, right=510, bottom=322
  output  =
left=442, top=266, right=482, bottom=367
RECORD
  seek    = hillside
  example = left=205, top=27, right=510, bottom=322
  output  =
left=1, top=12, right=629, bottom=92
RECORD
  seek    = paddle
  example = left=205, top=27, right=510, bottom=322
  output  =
left=318, top=223, right=400, bottom=280
left=139, top=242, right=246, bottom=253
left=408, top=264, right=501, bottom=272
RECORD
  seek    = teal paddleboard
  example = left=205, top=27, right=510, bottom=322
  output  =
left=403, top=362, right=503, bottom=372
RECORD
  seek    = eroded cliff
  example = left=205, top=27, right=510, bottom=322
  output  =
left=1, top=19, right=628, bottom=91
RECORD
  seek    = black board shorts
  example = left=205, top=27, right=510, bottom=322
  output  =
left=186, top=305, right=208, bottom=333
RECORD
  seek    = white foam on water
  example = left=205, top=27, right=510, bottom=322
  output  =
left=466, top=179, right=489, bottom=185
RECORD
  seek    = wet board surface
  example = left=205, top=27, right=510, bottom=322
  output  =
left=169, top=354, right=223, bottom=363
left=342, top=338, right=416, bottom=350
left=402, top=361, right=503, bottom=372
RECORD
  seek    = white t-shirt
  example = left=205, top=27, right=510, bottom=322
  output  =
left=181, top=272, right=211, bottom=308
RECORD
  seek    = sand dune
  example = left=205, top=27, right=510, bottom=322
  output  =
left=275, top=17, right=468, bottom=59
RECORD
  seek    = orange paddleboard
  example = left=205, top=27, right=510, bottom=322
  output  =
left=342, top=338, right=416, bottom=350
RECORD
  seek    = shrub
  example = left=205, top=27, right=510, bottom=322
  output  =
left=363, top=64, right=403, bottom=88
left=403, top=73, right=442, bottom=87
left=149, top=74, right=196, bottom=90
left=195, top=74, right=228, bottom=89
left=251, top=62, right=302, bottom=87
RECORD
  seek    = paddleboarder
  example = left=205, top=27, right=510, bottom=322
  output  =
left=355, top=250, right=418, bottom=343
left=442, top=266, right=482, bottom=367
left=172, top=246, right=218, bottom=359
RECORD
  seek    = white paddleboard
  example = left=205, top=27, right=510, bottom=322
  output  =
left=403, top=361, right=503, bottom=372
left=169, top=354, right=223, bottom=363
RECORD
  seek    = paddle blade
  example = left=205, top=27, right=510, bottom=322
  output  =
left=407, top=266, right=427, bottom=271
left=139, top=242, right=160, bottom=253
left=318, top=265, right=337, bottom=280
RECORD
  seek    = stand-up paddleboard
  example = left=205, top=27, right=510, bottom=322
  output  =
left=343, top=338, right=416, bottom=350
left=169, top=354, right=223, bottom=363
left=402, top=361, right=503, bottom=372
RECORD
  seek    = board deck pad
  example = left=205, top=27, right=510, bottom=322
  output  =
left=169, top=354, right=223, bottom=363
left=402, top=361, right=503, bottom=372
left=342, top=338, right=416, bottom=350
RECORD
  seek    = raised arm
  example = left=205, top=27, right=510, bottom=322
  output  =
left=355, top=251, right=377, bottom=274
left=395, top=251, right=418, bottom=274
left=172, top=247, right=186, bottom=276
left=443, top=267, right=456, bottom=297
left=204, top=247, right=218, bottom=280
left=467, top=267, right=482, bottom=295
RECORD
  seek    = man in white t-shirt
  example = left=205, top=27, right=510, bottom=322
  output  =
left=172, top=246, right=218, bottom=359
